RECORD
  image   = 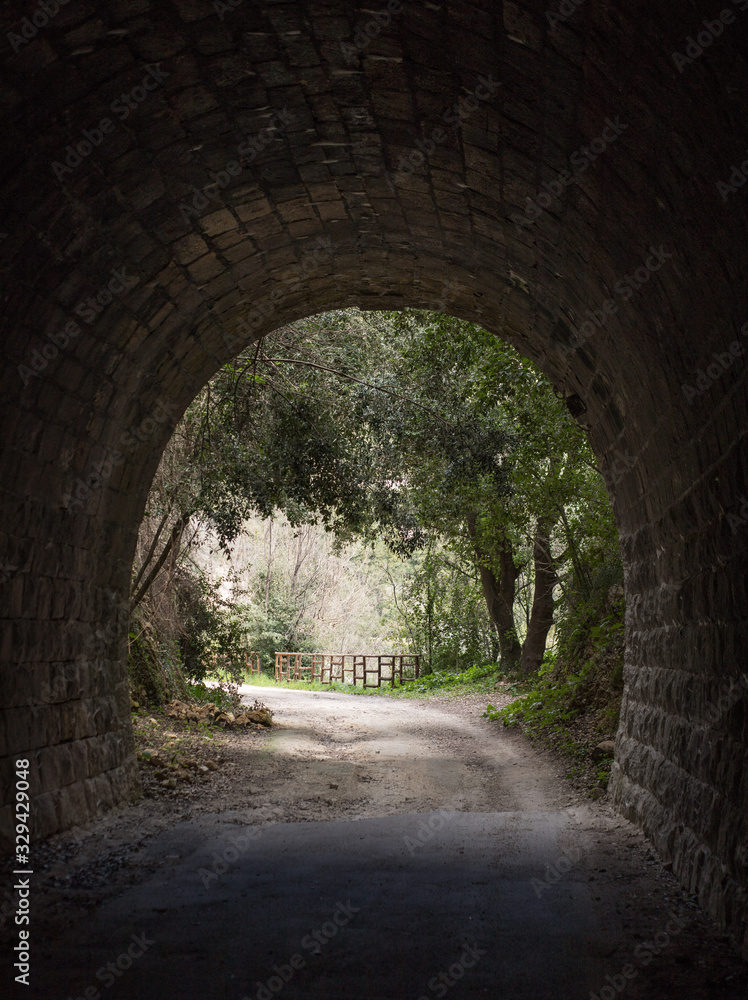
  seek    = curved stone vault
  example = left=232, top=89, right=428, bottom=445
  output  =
left=0, top=0, right=746, bottom=954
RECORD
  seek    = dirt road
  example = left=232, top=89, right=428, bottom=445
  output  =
left=231, top=686, right=571, bottom=821
left=2, top=687, right=746, bottom=999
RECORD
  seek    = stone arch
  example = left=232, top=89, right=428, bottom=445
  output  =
left=0, top=0, right=746, bottom=953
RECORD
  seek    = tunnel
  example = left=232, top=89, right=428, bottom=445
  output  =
left=0, top=0, right=746, bottom=958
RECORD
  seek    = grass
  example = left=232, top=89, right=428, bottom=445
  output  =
left=208, top=672, right=384, bottom=696
left=389, top=663, right=504, bottom=698
left=227, top=663, right=507, bottom=699
left=240, top=672, right=433, bottom=697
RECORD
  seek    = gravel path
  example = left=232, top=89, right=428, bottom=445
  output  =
left=2, top=688, right=745, bottom=998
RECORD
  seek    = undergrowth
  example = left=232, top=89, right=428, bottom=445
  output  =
left=483, top=658, right=593, bottom=756
left=239, top=663, right=503, bottom=698
left=483, top=572, right=625, bottom=782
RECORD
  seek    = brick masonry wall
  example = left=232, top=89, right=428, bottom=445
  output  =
left=0, top=0, right=746, bottom=955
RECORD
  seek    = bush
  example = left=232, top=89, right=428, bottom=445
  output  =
left=128, top=617, right=189, bottom=707
left=484, top=558, right=626, bottom=743
left=175, top=575, right=251, bottom=677
left=388, top=549, right=500, bottom=674
left=406, top=662, right=500, bottom=694
left=238, top=589, right=316, bottom=675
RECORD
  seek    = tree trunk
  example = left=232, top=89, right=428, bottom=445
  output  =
left=466, top=514, right=522, bottom=671
left=129, top=512, right=191, bottom=612
left=520, top=520, right=558, bottom=676
left=558, top=505, right=590, bottom=597
left=132, top=508, right=171, bottom=593
left=265, top=517, right=273, bottom=613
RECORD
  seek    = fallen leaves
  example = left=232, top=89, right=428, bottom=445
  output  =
left=164, top=699, right=274, bottom=729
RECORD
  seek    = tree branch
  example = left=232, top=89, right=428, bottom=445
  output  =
left=132, top=508, right=171, bottom=593
left=260, top=354, right=452, bottom=427
left=130, top=512, right=191, bottom=613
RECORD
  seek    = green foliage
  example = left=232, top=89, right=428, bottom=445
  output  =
left=176, top=563, right=322, bottom=683
left=551, top=562, right=625, bottom=684
left=384, top=543, right=499, bottom=673
left=244, top=674, right=373, bottom=695
left=484, top=558, right=626, bottom=754
left=236, top=588, right=317, bottom=673
left=186, top=680, right=243, bottom=713
left=243, top=662, right=501, bottom=699
left=128, top=621, right=188, bottom=707
left=175, top=573, right=261, bottom=682
left=404, top=663, right=500, bottom=695
left=179, top=308, right=615, bottom=578
left=175, top=573, right=228, bottom=681
left=132, top=306, right=622, bottom=712
left=484, top=660, right=593, bottom=740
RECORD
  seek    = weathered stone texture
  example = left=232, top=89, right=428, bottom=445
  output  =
left=0, top=0, right=746, bottom=956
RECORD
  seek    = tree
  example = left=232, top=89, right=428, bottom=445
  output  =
left=132, top=307, right=618, bottom=677
left=341, top=309, right=615, bottom=673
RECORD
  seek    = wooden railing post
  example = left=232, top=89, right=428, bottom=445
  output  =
left=273, top=651, right=421, bottom=686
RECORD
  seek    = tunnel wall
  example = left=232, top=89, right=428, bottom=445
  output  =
left=0, top=0, right=746, bottom=955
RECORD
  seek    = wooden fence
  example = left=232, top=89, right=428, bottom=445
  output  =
left=204, top=651, right=261, bottom=676
left=274, top=652, right=420, bottom=687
